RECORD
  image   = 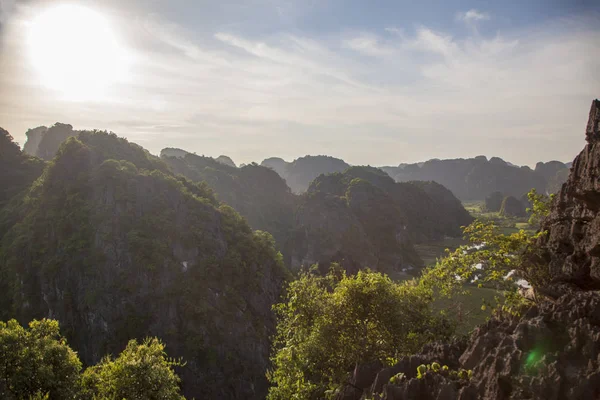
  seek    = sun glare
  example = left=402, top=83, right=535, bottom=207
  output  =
left=27, top=4, right=130, bottom=101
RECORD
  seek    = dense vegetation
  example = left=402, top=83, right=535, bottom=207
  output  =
left=162, top=150, right=296, bottom=257
left=267, top=267, right=453, bottom=399
left=290, top=166, right=472, bottom=275
left=0, top=318, right=184, bottom=400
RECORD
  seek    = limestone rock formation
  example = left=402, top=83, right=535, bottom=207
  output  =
left=291, top=167, right=472, bottom=274
left=22, top=126, right=47, bottom=156
left=1, top=132, right=288, bottom=399
left=499, top=195, right=527, bottom=217
left=358, top=291, right=600, bottom=400
left=538, top=99, right=600, bottom=288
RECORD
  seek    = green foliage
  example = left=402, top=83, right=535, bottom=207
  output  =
left=526, top=189, right=554, bottom=227
left=267, top=267, right=453, bottom=400
left=0, top=318, right=187, bottom=400
left=422, top=189, right=552, bottom=315
left=413, top=363, right=472, bottom=381
left=81, top=338, right=185, bottom=400
left=389, top=372, right=406, bottom=384
left=0, top=319, right=82, bottom=400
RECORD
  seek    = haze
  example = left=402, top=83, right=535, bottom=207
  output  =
left=1, top=0, right=599, bottom=166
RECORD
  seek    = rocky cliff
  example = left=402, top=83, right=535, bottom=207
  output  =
left=0, top=131, right=288, bottom=399
left=538, top=99, right=600, bottom=289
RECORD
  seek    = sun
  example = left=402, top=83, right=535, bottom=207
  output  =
left=27, top=4, right=130, bottom=101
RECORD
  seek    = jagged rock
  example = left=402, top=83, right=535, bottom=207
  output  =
left=539, top=99, right=600, bottom=288
left=358, top=291, right=600, bottom=400
left=22, top=126, right=47, bottom=156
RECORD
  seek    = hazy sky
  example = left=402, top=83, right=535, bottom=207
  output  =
left=1, top=0, right=599, bottom=166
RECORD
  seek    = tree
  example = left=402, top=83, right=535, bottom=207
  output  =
left=0, top=319, right=82, bottom=400
left=526, top=189, right=554, bottom=226
left=267, top=266, right=453, bottom=400
left=81, top=338, right=185, bottom=400
left=422, top=189, right=554, bottom=313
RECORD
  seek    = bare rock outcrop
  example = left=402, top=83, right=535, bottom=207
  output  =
left=538, top=99, right=600, bottom=288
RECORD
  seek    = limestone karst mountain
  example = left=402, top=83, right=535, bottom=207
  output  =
left=0, top=130, right=288, bottom=399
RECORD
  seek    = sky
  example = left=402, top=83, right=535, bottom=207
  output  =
left=0, top=0, right=599, bottom=167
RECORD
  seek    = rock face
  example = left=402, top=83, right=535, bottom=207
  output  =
left=352, top=291, right=600, bottom=400
left=539, top=99, right=600, bottom=289
left=22, top=126, right=48, bottom=156
left=0, top=132, right=288, bottom=399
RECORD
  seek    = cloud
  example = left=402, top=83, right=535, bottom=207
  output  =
left=0, top=5, right=599, bottom=167
left=456, top=9, right=491, bottom=24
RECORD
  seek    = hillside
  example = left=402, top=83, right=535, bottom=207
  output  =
left=162, top=150, right=297, bottom=255
left=0, top=131, right=288, bottom=399
left=290, top=167, right=472, bottom=274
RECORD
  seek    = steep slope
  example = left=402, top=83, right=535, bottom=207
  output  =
left=162, top=151, right=297, bottom=255
left=538, top=99, right=600, bottom=289
left=290, top=167, right=472, bottom=274
left=0, top=131, right=288, bottom=399
left=261, top=155, right=350, bottom=193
